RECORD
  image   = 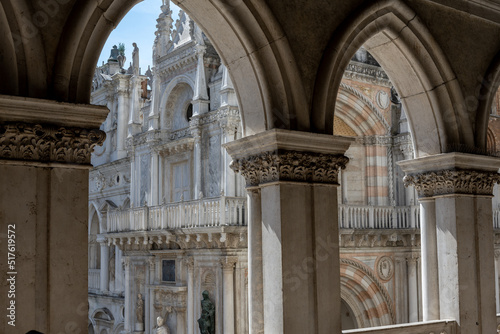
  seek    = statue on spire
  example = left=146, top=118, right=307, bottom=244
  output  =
left=132, top=42, right=139, bottom=75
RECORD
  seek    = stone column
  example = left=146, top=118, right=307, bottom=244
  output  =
left=221, top=257, right=237, bottom=334
left=99, top=237, right=109, bottom=293
left=495, top=250, right=500, bottom=313
left=226, top=129, right=352, bottom=334
left=419, top=198, right=439, bottom=321
left=407, top=255, right=419, bottom=322
left=190, top=117, right=202, bottom=199
left=128, top=76, right=142, bottom=137
left=186, top=257, right=195, bottom=334
left=115, top=246, right=124, bottom=292
left=0, top=96, right=107, bottom=333
left=115, top=80, right=129, bottom=159
left=123, top=257, right=133, bottom=332
left=150, top=148, right=160, bottom=206
left=400, top=153, right=500, bottom=334
left=219, top=110, right=240, bottom=197
left=246, top=188, right=264, bottom=334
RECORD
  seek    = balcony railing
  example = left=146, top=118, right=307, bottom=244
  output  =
left=339, top=205, right=420, bottom=229
left=107, top=196, right=246, bottom=233
left=88, top=269, right=100, bottom=290
left=494, top=208, right=500, bottom=229
left=343, top=320, right=457, bottom=334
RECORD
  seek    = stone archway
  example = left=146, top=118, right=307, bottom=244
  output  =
left=313, top=0, right=473, bottom=157
left=340, top=258, right=395, bottom=328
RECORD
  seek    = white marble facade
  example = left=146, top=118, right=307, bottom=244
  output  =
left=89, top=5, right=246, bottom=334
left=87, top=4, right=500, bottom=334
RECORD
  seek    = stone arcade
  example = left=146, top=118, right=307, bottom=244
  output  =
left=2, top=0, right=500, bottom=334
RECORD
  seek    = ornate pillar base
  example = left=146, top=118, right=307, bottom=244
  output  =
left=226, top=129, right=352, bottom=334
left=0, top=95, right=107, bottom=333
left=400, top=153, right=500, bottom=334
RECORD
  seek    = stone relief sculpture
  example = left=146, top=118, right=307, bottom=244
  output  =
left=197, top=290, right=215, bottom=334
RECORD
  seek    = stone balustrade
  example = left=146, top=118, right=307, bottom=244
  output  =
left=343, top=320, right=457, bottom=334
left=339, top=204, right=420, bottom=229
left=107, top=196, right=246, bottom=233
left=107, top=201, right=500, bottom=233
left=88, top=269, right=101, bottom=291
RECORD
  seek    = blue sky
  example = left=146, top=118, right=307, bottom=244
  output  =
left=97, top=0, right=181, bottom=73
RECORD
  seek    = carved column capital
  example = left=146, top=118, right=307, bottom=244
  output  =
left=230, top=149, right=349, bottom=187
left=495, top=249, right=500, bottom=259
left=0, top=122, right=105, bottom=165
left=220, top=257, right=238, bottom=270
left=403, top=169, right=500, bottom=198
left=122, top=256, right=131, bottom=270
left=184, top=257, right=194, bottom=270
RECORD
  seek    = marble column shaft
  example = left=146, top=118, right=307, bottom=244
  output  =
left=407, top=256, right=419, bottom=322
left=100, top=242, right=109, bottom=292
left=222, top=258, right=236, bottom=334
left=419, top=198, right=440, bottom=321
left=247, top=188, right=264, bottom=334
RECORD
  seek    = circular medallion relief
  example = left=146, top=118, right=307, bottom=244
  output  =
left=376, top=90, right=390, bottom=109
left=376, top=256, right=394, bottom=281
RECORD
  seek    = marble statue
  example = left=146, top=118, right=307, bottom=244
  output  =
left=197, top=290, right=215, bottom=334
left=136, top=293, right=144, bottom=324
left=155, top=316, right=170, bottom=334
left=132, top=42, right=140, bottom=75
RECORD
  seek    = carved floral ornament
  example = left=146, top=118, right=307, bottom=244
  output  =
left=403, top=169, right=500, bottom=198
left=0, top=122, right=105, bottom=165
left=230, top=149, right=349, bottom=187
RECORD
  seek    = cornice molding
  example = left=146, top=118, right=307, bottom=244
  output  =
left=0, top=95, right=108, bottom=128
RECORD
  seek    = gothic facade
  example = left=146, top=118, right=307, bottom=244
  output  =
left=3, top=1, right=500, bottom=334
left=86, top=5, right=500, bottom=333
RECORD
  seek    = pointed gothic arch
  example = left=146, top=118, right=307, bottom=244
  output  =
left=313, top=0, right=473, bottom=157
left=340, top=258, right=394, bottom=328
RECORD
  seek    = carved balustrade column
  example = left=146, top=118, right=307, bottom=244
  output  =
left=221, top=257, right=237, bottom=334
left=0, top=96, right=107, bottom=333
left=226, top=129, right=352, bottom=334
left=98, top=236, right=110, bottom=293
left=190, top=117, right=202, bottom=199
left=400, top=153, right=500, bottom=334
